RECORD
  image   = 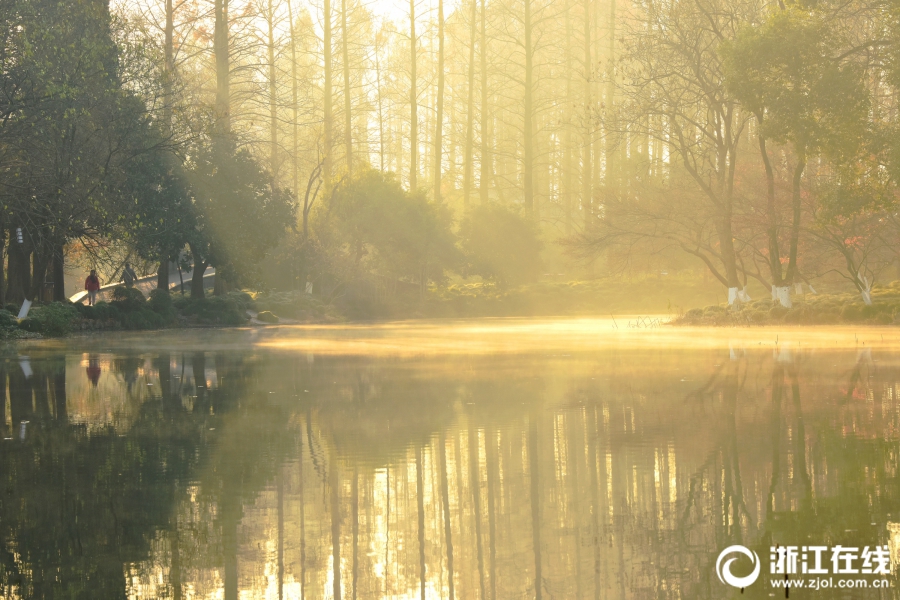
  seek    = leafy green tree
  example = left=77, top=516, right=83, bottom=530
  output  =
left=459, top=202, right=542, bottom=286
left=318, top=169, right=459, bottom=293
left=186, top=140, right=295, bottom=297
left=723, top=7, right=869, bottom=296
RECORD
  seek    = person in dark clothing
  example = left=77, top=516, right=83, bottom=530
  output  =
left=122, top=262, right=137, bottom=287
left=84, top=269, right=101, bottom=306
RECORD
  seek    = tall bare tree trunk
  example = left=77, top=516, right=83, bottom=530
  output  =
left=462, top=0, right=477, bottom=206
left=603, top=0, right=616, bottom=200
left=479, top=0, right=489, bottom=203
left=323, top=0, right=333, bottom=185
left=214, top=0, right=230, bottom=136
left=523, top=0, right=533, bottom=212
left=563, top=0, right=574, bottom=235
left=439, top=434, right=454, bottom=600
left=159, top=0, right=175, bottom=291
left=52, top=244, right=65, bottom=301
left=341, top=0, right=352, bottom=177
left=409, top=0, right=418, bottom=192
left=416, top=446, right=426, bottom=600
left=582, top=0, right=592, bottom=231
left=330, top=453, right=343, bottom=600
left=289, top=0, right=299, bottom=221
left=433, top=0, right=445, bottom=202
left=267, top=0, right=278, bottom=181
left=374, top=29, right=385, bottom=171
left=592, top=0, right=602, bottom=199
left=529, top=416, right=542, bottom=600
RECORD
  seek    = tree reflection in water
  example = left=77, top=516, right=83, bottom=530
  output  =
left=0, top=346, right=899, bottom=598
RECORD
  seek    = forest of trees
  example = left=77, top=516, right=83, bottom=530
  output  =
left=2, top=0, right=900, bottom=310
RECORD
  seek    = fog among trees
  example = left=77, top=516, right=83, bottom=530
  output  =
left=2, top=0, right=900, bottom=311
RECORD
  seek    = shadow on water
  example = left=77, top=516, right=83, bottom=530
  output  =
left=2, top=331, right=900, bottom=598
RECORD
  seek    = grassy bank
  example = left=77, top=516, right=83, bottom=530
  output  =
left=0, top=273, right=728, bottom=339
left=675, top=282, right=900, bottom=326
left=0, top=288, right=341, bottom=339
left=421, top=275, right=722, bottom=318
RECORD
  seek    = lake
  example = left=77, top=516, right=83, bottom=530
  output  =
left=3, top=318, right=900, bottom=599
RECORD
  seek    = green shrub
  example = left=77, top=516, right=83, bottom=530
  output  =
left=23, top=302, right=78, bottom=337
left=769, top=305, right=789, bottom=320
left=111, top=287, right=146, bottom=312
left=841, top=303, right=864, bottom=321
left=0, top=309, right=17, bottom=329
left=178, top=296, right=248, bottom=325
left=148, top=289, right=175, bottom=315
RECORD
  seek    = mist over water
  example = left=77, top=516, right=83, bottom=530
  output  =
left=3, top=321, right=900, bottom=598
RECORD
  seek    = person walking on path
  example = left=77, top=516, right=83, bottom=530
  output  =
left=85, top=270, right=101, bottom=305
left=122, top=263, right=137, bottom=288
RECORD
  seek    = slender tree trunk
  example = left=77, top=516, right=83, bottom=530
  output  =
left=786, top=152, right=807, bottom=285
left=439, top=434, right=454, bottom=600
left=523, top=0, right=533, bottom=212
left=298, top=424, right=307, bottom=599
left=592, top=0, right=603, bottom=200
left=268, top=0, right=278, bottom=181
left=582, top=0, right=592, bottom=230
left=758, top=130, right=783, bottom=286
left=529, top=416, right=542, bottom=600
left=189, top=243, right=206, bottom=299
left=277, top=467, right=284, bottom=600
left=416, top=446, right=426, bottom=600
left=52, top=244, right=65, bottom=301
left=374, top=31, right=385, bottom=171
left=222, top=495, right=239, bottom=600
left=29, top=245, right=50, bottom=301
left=351, top=468, right=359, bottom=600
left=563, top=0, right=574, bottom=235
left=157, top=259, right=169, bottom=295
left=409, top=0, right=418, bottom=192
left=214, top=0, right=230, bottom=136
left=479, top=0, right=489, bottom=203
left=161, top=0, right=175, bottom=299
left=324, top=0, right=333, bottom=185
left=603, top=0, right=616, bottom=199
left=485, top=426, right=498, bottom=600
left=462, top=0, right=477, bottom=206
left=341, top=0, right=352, bottom=177
left=330, top=453, right=343, bottom=600
left=589, top=407, right=602, bottom=600
left=289, top=0, right=300, bottom=240
left=0, top=229, right=5, bottom=307
left=7, top=233, right=29, bottom=305
left=434, top=0, right=445, bottom=202
left=469, top=422, right=486, bottom=598
left=164, top=0, right=174, bottom=127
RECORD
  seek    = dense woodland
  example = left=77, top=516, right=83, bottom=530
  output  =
left=2, top=0, right=900, bottom=310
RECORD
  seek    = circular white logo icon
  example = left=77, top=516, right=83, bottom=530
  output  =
left=716, top=545, right=761, bottom=588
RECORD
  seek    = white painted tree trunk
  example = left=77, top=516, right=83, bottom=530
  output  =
left=858, top=273, right=872, bottom=306
left=793, top=282, right=803, bottom=295
left=774, top=286, right=791, bottom=308
left=738, top=287, right=751, bottom=302
left=727, top=287, right=738, bottom=306
left=861, top=289, right=872, bottom=305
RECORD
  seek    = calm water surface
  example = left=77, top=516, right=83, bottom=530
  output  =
left=4, top=319, right=900, bottom=599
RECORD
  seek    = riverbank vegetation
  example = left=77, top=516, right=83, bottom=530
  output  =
left=3, top=0, right=900, bottom=323
left=675, top=282, right=900, bottom=327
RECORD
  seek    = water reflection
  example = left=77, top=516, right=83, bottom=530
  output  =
left=2, top=335, right=900, bottom=598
